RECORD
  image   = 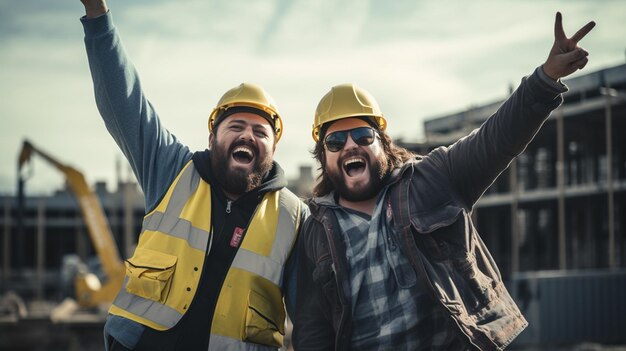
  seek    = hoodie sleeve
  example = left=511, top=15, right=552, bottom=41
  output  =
left=81, top=11, right=192, bottom=212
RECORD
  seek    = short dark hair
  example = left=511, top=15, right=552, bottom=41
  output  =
left=212, top=106, right=275, bottom=136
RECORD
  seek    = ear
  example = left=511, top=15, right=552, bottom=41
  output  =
left=208, top=133, right=214, bottom=150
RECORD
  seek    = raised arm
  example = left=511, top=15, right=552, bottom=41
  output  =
left=543, top=12, right=595, bottom=80
left=80, top=0, right=108, bottom=18
left=80, top=0, right=192, bottom=211
left=428, top=13, right=595, bottom=209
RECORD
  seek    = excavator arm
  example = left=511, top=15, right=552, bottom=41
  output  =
left=18, top=140, right=125, bottom=307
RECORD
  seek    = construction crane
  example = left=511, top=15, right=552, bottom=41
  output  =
left=17, top=140, right=125, bottom=307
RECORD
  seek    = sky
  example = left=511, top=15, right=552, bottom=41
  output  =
left=1, top=0, right=624, bottom=196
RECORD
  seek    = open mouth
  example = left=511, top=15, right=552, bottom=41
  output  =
left=232, top=146, right=255, bottom=164
left=343, top=157, right=367, bottom=177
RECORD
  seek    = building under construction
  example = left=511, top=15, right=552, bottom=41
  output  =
left=401, top=63, right=626, bottom=276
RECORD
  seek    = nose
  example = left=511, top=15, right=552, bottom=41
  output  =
left=239, top=126, right=255, bottom=141
left=342, top=133, right=358, bottom=150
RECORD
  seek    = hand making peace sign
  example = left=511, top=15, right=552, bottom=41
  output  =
left=543, top=12, right=596, bottom=81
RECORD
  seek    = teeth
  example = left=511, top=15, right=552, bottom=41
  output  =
left=233, top=147, right=253, bottom=157
left=344, top=157, right=364, bottom=167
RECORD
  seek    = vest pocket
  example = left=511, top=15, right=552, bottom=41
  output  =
left=244, top=289, right=285, bottom=347
left=124, top=248, right=177, bottom=304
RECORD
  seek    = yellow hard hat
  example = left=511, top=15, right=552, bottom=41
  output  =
left=209, top=83, right=283, bottom=142
left=312, top=83, right=387, bottom=142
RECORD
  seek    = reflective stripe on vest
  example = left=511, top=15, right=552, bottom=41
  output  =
left=230, top=188, right=301, bottom=286
left=113, top=276, right=183, bottom=329
left=109, top=160, right=301, bottom=349
left=110, top=161, right=209, bottom=330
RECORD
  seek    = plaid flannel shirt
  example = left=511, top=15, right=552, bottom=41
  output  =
left=332, top=190, right=467, bottom=350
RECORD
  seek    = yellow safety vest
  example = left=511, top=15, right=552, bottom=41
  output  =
left=109, top=161, right=301, bottom=350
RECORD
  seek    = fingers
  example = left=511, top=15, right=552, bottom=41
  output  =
left=561, top=48, right=589, bottom=64
left=554, top=12, right=566, bottom=41
left=573, top=56, right=589, bottom=70
left=571, top=21, right=596, bottom=43
left=553, top=12, right=595, bottom=45
left=563, top=50, right=589, bottom=73
left=569, top=55, right=589, bottom=71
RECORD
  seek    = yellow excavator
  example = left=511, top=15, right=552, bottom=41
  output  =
left=17, top=140, right=125, bottom=307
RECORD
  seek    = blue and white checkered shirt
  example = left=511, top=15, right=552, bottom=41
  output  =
left=332, top=189, right=466, bottom=350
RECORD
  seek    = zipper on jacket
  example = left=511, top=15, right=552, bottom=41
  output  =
left=385, top=197, right=397, bottom=251
left=203, top=193, right=265, bottom=344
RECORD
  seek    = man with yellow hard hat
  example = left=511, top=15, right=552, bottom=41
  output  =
left=79, top=1, right=307, bottom=350
left=293, top=13, right=595, bottom=350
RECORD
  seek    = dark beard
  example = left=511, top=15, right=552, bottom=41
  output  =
left=327, top=150, right=389, bottom=202
left=211, top=138, right=273, bottom=195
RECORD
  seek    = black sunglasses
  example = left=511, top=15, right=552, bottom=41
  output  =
left=324, top=127, right=377, bottom=152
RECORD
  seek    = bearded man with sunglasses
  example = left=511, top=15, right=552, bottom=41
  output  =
left=293, top=13, right=595, bottom=351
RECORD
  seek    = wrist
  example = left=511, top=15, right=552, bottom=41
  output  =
left=536, top=65, right=568, bottom=94
left=81, top=9, right=113, bottom=38
left=85, top=5, right=108, bottom=18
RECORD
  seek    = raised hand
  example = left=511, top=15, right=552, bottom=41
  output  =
left=543, top=12, right=595, bottom=81
left=80, top=0, right=108, bottom=18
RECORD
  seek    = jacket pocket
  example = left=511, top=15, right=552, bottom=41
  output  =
left=124, top=248, right=177, bottom=304
left=451, top=255, right=497, bottom=312
left=244, top=289, right=285, bottom=347
left=410, top=201, right=462, bottom=234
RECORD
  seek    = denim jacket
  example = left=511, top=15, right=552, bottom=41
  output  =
left=293, top=67, right=567, bottom=351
